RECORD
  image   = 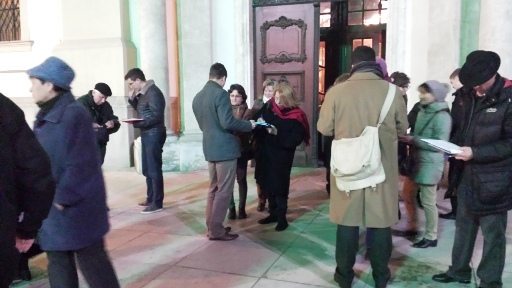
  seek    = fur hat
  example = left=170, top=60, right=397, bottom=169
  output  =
left=425, top=80, right=450, bottom=102
left=94, top=82, right=112, bottom=97
left=27, top=56, right=75, bottom=90
left=459, top=50, right=500, bottom=87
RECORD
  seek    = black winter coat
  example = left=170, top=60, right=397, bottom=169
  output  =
left=253, top=103, right=306, bottom=196
left=0, top=94, right=55, bottom=244
left=456, top=75, right=512, bottom=215
left=76, top=92, right=120, bottom=145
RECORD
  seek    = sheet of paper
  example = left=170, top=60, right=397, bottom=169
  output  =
left=121, top=118, right=144, bottom=123
left=420, top=139, right=462, bottom=155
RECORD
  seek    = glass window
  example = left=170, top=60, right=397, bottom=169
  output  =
left=348, top=0, right=363, bottom=11
left=0, top=0, right=20, bottom=41
left=364, top=0, right=380, bottom=10
left=348, top=0, right=387, bottom=26
left=348, top=12, right=363, bottom=26
left=320, top=2, right=331, bottom=28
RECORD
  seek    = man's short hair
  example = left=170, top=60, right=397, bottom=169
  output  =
left=124, top=68, right=146, bottom=81
left=449, top=68, right=461, bottom=79
left=390, top=71, right=410, bottom=88
left=352, top=46, right=376, bottom=65
left=209, top=63, right=227, bottom=80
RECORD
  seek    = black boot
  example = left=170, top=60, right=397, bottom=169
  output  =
left=258, top=215, right=277, bottom=224
left=238, top=207, right=247, bottom=219
left=228, top=207, right=237, bottom=220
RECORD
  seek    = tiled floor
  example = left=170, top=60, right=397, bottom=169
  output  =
left=12, top=168, right=512, bottom=288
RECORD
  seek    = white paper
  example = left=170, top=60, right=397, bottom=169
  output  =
left=420, top=139, right=462, bottom=154
left=121, top=118, right=143, bottom=122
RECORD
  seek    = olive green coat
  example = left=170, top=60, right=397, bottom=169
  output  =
left=317, top=72, right=408, bottom=228
left=411, top=102, right=452, bottom=185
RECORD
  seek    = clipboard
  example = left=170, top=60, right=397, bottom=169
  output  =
left=420, top=139, right=462, bottom=155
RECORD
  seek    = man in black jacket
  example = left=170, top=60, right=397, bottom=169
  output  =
left=433, top=50, right=512, bottom=288
left=0, top=94, right=55, bottom=287
left=77, top=82, right=120, bottom=164
left=125, top=68, right=167, bottom=214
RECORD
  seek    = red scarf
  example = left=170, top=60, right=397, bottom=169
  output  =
left=270, top=98, right=310, bottom=145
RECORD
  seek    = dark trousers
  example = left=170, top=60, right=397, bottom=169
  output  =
left=447, top=185, right=507, bottom=288
left=141, top=129, right=166, bottom=208
left=0, top=237, right=18, bottom=288
left=324, top=136, right=333, bottom=193
left=98, top=143, right=107, bottom=165
left=230, top=157, right=248, bottom=210
left=46, top=240, right=119, bottom=288
left=334, top=225, right=391, bottom=288
left=267, top=186, right=289, bottom=224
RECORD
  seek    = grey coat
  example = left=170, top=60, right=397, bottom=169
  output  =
left=193, top=80, right=253, bottom=162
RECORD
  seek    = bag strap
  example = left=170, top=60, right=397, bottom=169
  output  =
left=415, top=108, right=450, bottom=135
left=377, top=84, right=396, bottom=127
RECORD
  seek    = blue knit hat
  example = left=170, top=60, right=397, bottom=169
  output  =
left=27, top=56, right=75, bottom=90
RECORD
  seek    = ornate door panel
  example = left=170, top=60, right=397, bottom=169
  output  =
left=254, top=3, right=316, bottom=166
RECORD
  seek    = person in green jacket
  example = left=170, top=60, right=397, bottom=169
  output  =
left=399, top=80, right=452, bottom=248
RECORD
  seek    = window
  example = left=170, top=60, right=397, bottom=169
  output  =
left=0, top=0, right=20, bottom=41
left=320, top=2, right=331, bottom=28
left=348, top=0, right=388, bottom=26
left=318, top=41, right=326, bottom=103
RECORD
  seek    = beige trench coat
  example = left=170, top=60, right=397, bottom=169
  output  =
left=317, top=72, right=408, bottom=228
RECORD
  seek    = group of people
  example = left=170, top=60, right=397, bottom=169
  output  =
left=319, top=46, right=512, bottom=288
left=0, top=55, right=170, bottom=287
left=192, top=63, right=310, bottom=239
left=1, top=46, right=510, bottom=288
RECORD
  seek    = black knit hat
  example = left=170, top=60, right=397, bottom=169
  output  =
left=94, top=82, right=112, bottom=97
left=459, top=50, right=500, bottom=87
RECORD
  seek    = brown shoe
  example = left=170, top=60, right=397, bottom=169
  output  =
left=138, top=201, right=149, bottom=207
left=209, top=232, right=239, bottom=241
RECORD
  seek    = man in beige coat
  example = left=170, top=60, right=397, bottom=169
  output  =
left=317, top=46, right=408, bottom=288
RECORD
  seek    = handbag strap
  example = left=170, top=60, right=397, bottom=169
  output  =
left=377, top=84, right=396, bottom=127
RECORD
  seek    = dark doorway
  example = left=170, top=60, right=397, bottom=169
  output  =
left=317, top=0, right=388, bottom=165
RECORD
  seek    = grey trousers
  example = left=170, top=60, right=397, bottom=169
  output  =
left=206, top=159, right=237, bottom=238
left=447, top=184, right=507, bottom=288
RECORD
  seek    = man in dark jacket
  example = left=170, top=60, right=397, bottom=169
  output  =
left=0, top=94, right=55, bottom=288
left=77, top=82, right=120, bottom=164
left=192, top=63, right=255, bottom=241
left=125, top=68, right=167, bottom=214
left=433, top=50, right=512, bottom=288
left=28, top=56, right=120, bottom=288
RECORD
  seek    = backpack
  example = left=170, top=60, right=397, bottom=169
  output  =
left=330, top=84, right=396, bottom=194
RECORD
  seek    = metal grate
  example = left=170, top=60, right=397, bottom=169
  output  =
left=0, top=0, right=20, bottom=41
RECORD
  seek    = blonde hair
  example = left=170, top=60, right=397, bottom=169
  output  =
left=262, top=79, right=276, bottom=91
left=274, top=82, right=300, bottom=108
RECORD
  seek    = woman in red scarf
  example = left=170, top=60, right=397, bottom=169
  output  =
left=253, top=82, right=309, bottom=231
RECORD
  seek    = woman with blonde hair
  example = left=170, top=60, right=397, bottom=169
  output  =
left=253, top=82, right=309, bottom=231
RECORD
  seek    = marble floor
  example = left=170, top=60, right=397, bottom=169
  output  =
left=12, top=168, right=512, bottom=288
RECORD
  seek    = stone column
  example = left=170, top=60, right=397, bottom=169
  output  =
left=137, top=0, right=170, bottom=127
left=479, top=0, right=512, bottom=76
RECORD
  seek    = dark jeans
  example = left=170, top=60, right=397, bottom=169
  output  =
left=46, top=240, right=119, bottom=288
left=334, top=225, right=391, bottom=288
left=447, top=184, right=507, bottom=288
left=98, top=143, right=107, bottom=165
left=230, top=157, right=248, bottom=210
left=141, top=129, right=166, bottom=208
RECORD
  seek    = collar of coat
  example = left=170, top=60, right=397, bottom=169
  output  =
left=347, top=72, right=384, bottom=82
left=37, top=92, right=75, bottom=124
left=139, top=80, right=155, bottom=95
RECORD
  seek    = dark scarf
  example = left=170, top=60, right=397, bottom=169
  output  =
left=269, top=98, right=310, bottom=145
left=37, top=93, right=62, bottom=113
left=350, top=61, right=385, bottom=79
